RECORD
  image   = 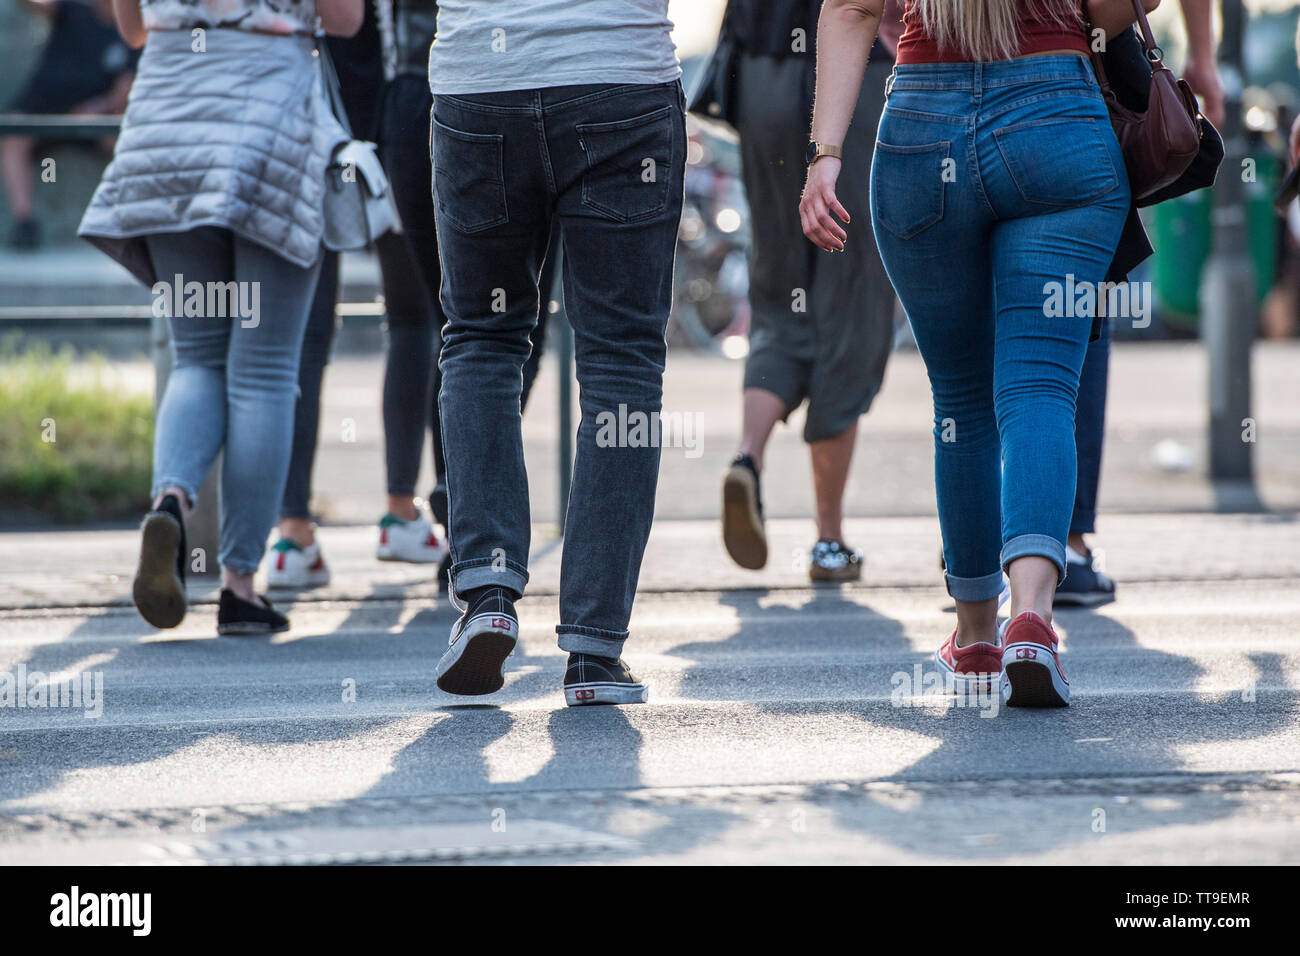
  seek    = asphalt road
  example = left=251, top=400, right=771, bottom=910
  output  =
left=1, top=548, right=1297, bottom=864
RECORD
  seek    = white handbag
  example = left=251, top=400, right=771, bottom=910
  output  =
left=316, top=31, right=400, bottom=251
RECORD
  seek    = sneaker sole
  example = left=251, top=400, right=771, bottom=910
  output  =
left=809, top=563, right=862, bottom=583
left=722, top=467, right=767, bottom=570
left=266, top=572, right=331, bottom=590
left=565, top=681, right=650, bottom=706
left=217, top=620, right=290, bottom=636
left=436, top=617, right=518, bottom=696
left=377, top=549, right=445, bottom=564
left=1002, top=643, right=1070, bottom=707
left=1052, top=590, right=1115, bottom=608
left=132, top=513, right=186, bottom=629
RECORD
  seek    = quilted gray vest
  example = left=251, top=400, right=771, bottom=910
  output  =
left=79, top=27, right=347, bottom=285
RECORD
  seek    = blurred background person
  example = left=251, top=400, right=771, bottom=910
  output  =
left=269, top=0, right=557, bottom=593
left=720, top=0, right=902, bottom=584
left=79, top=0, right=363, bottom=634
left=1057, top=0, right=1224, bottom=607
left=2, top=0, right=137, bottom=250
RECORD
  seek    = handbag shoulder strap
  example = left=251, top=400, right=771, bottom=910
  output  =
left=1128, top=0, right=1167, bottom=67
left=314, top=25, right=355, bottom=139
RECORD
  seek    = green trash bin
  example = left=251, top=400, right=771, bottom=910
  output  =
left=1150, top=148, right=1278, bottom=330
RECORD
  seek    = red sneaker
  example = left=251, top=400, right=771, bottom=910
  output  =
left=1001, top=611, right=1070, bottom=707
left=934, top=628, right=1003, bottom=696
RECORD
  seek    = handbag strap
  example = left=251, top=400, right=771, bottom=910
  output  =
left=1082, top=1, right=1169, bottom=98
left=314, top=25, right=354, bottom=139
left=1127, top=0, right=1166, bottom=65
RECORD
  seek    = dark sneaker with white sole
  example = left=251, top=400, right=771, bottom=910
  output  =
left=722, top=453, right=767, bottom=570
left=564, top=653, right=649, bottom=706
left=132, top=494, right=188, bottom=629
left=436, top=587, right=519, bottom=696
left=217, top=589, right=289, bottom=635
left=809, top=539, right=863, bottom=583
left=1054, top=546, right=1116, bottom=607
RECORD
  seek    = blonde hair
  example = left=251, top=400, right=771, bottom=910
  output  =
left=912, top=0, right=1081, bottom=62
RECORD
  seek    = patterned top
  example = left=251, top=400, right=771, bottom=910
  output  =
left=140, top=0, right=317, bottom=35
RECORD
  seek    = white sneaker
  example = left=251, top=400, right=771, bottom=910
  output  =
left=266, top=538, right=330, bottom=589
left=377, top=512, right=449, bottom=564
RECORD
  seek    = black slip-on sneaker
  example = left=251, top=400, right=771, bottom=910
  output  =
left=809, top=538, right=863, bottom=583
left=722, top=453, right=767, bottom=570
left=564, top=653, right=649, bottom=706
left=217, top=589, right=289, bottom=635
left=1054, top=546, right=1116, bottom=607
left=436, top=586, right=519, bottom=696
left=132, top=494, right=188, bottom=629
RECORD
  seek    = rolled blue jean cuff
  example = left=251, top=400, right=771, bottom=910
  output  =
left=450, top=558, right=528, bottom=607
left=557, top=624, right=628, bottom=658
left=1001, top=533, right=1067, bottom=582
left=945, top=568, right=1005, bottom=602
left=150, top=478, right=198, bottom=508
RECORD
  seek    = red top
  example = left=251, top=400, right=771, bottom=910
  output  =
left=895, top=1, right=1089, bottom=64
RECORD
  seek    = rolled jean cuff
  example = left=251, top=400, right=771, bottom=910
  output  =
left=945, top=568, right=1005, bottom=603
left=450, top=557, right=528, bottom=604
left=1002, top=533, right=1067, bottom=582
left=556, top=624, right=629, bottom=658
left=220, top=557, right=261, bottom=576
left=150, top=478, right=198, bottom=508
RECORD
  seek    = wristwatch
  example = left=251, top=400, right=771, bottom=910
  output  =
left=805, top=141, right=843, bottom=166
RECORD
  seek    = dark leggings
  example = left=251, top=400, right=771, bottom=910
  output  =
left=280, top=75, right=550, bottom=522
left=1070, top=317, right=1110, bottom=536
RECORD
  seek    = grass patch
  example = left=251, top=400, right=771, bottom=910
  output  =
left=0, top=341, right=153, bottom=523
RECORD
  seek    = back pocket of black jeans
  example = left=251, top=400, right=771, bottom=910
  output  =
left=871, top=141, right=949, bottom=240
left=576, top=105, right=675, bottom=223
left=994, top=117, right=1118, bottom=206
left=432, top=117, right=508, bottom=234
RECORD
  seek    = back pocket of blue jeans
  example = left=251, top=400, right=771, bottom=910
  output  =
left=994, top=117, right=1118, bottom=206
left=577, top=105, right=675, bottom=223
left=871, top=141, right=949, bottom=240
left=432, top=117, right=509, bottom=234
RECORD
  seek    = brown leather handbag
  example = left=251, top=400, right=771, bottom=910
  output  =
left=1087, top=0, right=1204, bottom=200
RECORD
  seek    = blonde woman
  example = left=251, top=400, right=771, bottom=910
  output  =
left=802, top=0, right=1156, bottom=706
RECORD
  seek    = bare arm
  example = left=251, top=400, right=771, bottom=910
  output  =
left=1180, top=0, right=1223, bottom=126
left=800, top=0, right=884, bottom=252
left=317, top=0, right=363, bottom=37
left=112, top=0, right=146, bottom=48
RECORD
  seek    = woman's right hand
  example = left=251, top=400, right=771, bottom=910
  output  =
left=799, top=156, right=850, bottom=252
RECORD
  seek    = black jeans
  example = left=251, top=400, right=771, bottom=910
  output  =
left=281, top=75, right=554, bottom=521
left=434, top=81, right=686, bottom=656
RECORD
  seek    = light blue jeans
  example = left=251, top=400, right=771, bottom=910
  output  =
left=146, top=227, right=322, bottom=574
left=869, top=56, right=1130, bottom=602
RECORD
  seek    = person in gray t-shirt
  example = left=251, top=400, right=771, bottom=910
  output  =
left=428, top=0, right=679, bottom=94
left=429, top=2, right=686, bottom=708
